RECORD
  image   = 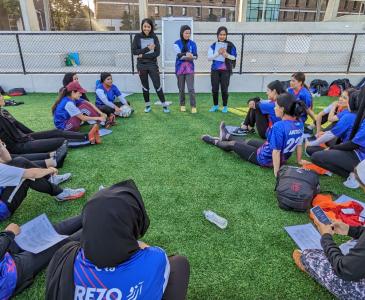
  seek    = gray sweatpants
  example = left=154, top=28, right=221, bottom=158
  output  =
left=177, top=73, right=196, bottom=107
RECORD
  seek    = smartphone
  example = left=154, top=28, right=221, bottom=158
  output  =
left=311, top=206, right=332, bottom=225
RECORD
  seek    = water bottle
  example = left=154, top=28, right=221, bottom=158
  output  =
left=99, top=185, right=105, bottom=191
left=203, top=210, right=228, bottom=229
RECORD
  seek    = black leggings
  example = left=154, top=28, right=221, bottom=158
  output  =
left=11, top=153, right=50, bottom=168
left=97, top=101, right=122, bottom=116
left=2, top=157, right=62, bottom=215
left=9, top=129, right=87, bottom=154
left=11, top=215, right=82, bottom=296
left=311, top=150, right=360, bottom=178
left=211, top=70, right=230, bottom=107
left=243, top=106, right=269, bottom=139
left=138, top=68, right=166, bottom=106
left=215, top=139, right=263, bottom=165
left=163, top=255, right=190, bottom=300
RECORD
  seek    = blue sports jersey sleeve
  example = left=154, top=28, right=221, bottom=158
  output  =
left=259, top=101, right=275, bottom=115
left=353, top=120, right=365, bottom=148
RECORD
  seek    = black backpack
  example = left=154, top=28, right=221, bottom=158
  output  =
left=275, top=166, right=320, bottom=212
left=310, top=79, right=329, bottom=96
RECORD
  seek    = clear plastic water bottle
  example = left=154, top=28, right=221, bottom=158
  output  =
left=203, top=210, right=228, bottom=229
left=99, top=185, right=105, bottom=191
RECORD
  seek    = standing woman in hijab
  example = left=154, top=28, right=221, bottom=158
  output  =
left=46, top=180, right=190, bottom=300
left=208, top=26, right=237, bottom=113
left=132, top=18, right=170, bottom=113
left=174, top=25, right=198, bottom=113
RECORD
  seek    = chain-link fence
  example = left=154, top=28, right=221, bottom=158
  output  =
left=0, top=32, right=364, bottom=74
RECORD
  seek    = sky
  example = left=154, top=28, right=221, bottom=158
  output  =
left=81, top=0, right=95, bottom=12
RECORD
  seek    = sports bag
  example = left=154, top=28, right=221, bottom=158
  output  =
left=275, top=166, right=320, bottom=212
left=8, top=88, right=26, bottom=96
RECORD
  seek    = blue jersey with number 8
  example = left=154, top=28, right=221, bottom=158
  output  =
left=257, top=119, right=304, bottom=167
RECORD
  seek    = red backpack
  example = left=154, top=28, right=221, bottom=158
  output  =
left=327, top=84, right=341, bottom=97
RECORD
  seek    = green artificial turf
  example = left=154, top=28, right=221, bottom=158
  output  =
left=5, top=92, right=362, bottom=300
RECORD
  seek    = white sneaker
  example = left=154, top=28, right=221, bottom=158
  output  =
left=49, top=173, right=72, bottom=185
left=343, top=173, right=360, bottom=189
left=55, top=188, right=85, bottom=202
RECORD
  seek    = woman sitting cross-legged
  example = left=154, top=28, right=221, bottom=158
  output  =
left=0, top=215, right=82, bottom=299
left=95, top=72, right=133, bottom=118
left=202, top=93, right=307, bottom=177
left=292, top=204, right=365, bottom=299
left=46, top=179, right=190, bottom=300
left=53, top=81, right=106, bottom=143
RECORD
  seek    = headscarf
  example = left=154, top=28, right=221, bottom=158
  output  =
left=180, top=25, right=191, bottom=53
left=81, top=179, right=149, bottom=267
left=46, top=179, right=149, bottom=299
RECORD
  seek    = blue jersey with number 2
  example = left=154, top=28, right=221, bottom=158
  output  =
left=257, top=119, right=304, bottom=166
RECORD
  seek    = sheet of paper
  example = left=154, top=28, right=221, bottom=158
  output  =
left=335, top=194, right=365, bottom=218
left=214, top=42, right=227, bottom=62
left=15, top=214, right=68, bottom=254
left=339, top=239, right=357, bottom=255
left=284, top=223, right=322, bottom=250
left=141, top=38, right=154, bottom=54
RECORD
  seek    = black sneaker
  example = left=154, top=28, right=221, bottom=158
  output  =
left=55, top=141, right=68, bottom=168
left=219, top=121, right=230, bottom=141
left=201, top=135, right=218, bottom=145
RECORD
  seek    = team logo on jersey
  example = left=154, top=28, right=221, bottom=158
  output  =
left=127, top=282, right=144, bottom=300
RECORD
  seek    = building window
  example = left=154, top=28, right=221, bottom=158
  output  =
left=196, top=7, right=201, bottom=17
left=208, top=8, right=213, bottom=15
left=284, top=0, right=290, bottom=6
left=344, top=0, right=348, bottom=9
left=353, top=1, right=358, bottom=10
left=154, top=6, right=159, bottom=15
left=294, top=11, right=298, bottom=19
left=182, top=7, right=187, bottom=15
left=283, top=11, right=287, bottom=19
left=222, top=8, right=226, bottom=17
left=305, top=0, right=310, bottom=7
left=168, top=6, right=173, bottom=15
left=304, top=12, right=308, bottom=20
left=295, top=0, right=300, bottom=7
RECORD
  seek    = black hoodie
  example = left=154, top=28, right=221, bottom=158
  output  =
left=132, top=32, right=161, bottom=71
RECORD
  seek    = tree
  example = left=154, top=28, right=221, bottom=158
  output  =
left=2, top=0, right=21, bottom=18
left=50, top=0, right=83, bottom=30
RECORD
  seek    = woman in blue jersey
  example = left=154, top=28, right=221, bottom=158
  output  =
left=0, top=215, right=82, bottom=300
left=208, top=26, right=237, bottom=113
left=315, top=88, right=355, bottom=136
left=174, top=25, right=198, bottom=113
left=305, top=90, right=360, bottom=156
left=288, top=72, right=316, bottom=127
left=46, top=180, right=190, bottom=300
left=52, top=81, right=104, bottom=144
left=202, top=93, right=306, bottom=176
left=240, top=80, right=285, bottom=138
left=95, top=72, right=133, bottom=118
left=309, top=96, right=365, bottom=185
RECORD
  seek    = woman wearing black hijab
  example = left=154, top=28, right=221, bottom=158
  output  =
left=207, top=26, right=237, bottom=113
left=46, top=180, right=190, bottom=300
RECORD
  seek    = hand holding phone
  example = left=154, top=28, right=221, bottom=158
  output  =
left=311, top=206, right=332, bottom=225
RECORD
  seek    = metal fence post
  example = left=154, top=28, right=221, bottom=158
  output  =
left=130, top=33, right=135, bottom=75
left=347, top=34, right=357, bottom=74
left=239, top=33, right=244, bottom=74
left=15, top=34, right=26, bottom=74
